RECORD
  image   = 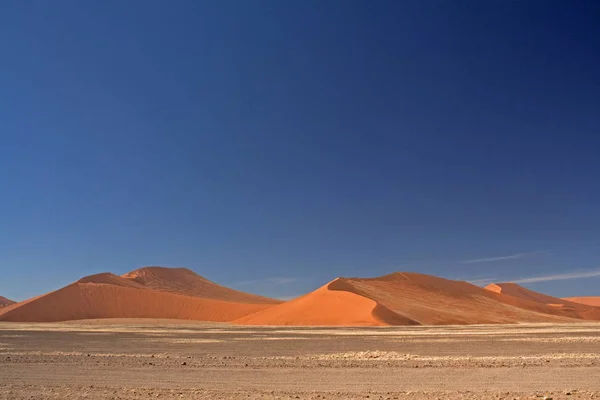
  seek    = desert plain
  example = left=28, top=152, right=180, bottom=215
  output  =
left=2, top=320, right=600, bottom=400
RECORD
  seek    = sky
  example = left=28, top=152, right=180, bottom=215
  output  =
left=1, top=1, right=600, bottom=301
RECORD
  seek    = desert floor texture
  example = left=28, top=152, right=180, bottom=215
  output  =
left=2, top=320, right=600, bottom=400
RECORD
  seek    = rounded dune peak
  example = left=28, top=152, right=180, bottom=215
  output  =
left=121, top=266, right=280, bottom=304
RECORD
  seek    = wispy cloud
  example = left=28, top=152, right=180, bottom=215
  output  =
left=468, top=277, right=498, bottom=286
left=468, top=268, right=600, bottom=286
left=232, top=277, right=298, bottom=287
left=511, top=269, right=600, bottom=284
left=461, top=250, right=551, bottom=264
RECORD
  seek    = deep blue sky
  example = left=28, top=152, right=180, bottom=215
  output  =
left=1, top=1, right=600, bottom=301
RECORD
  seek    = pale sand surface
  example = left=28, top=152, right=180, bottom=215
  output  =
left=2, top=321, right=600, bottom=399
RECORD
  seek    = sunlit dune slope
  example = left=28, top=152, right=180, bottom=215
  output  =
left=0, top=270, right=276, bottom=323
left=122, top=267, right=280, bottom=304
left=562, top=297, right=600, bottom=307
left=0, top=296, right=15, bottom=308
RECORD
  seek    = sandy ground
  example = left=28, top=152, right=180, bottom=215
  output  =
left=2, top=321, right=600, bottom=399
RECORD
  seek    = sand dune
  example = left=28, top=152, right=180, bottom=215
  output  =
left=3, top=267, right=600, bottom=325
left=0, top=296, right=14, bottom=308
left=563, top=297, right=600, bottom=307
left=343, top=273, right=579, bottom=325
left=238, top=273, right=600, bottom=326
left=122, top=267, right=279, bottom=304
left=0, top=268, right=277, bottom=323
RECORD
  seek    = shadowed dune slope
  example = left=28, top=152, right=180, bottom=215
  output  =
left=562, top=297, right=600, bottom=307
left=0, top=296, right=15, bottom=308
left=0, top=282, right=273, bottom=323
left=122, top=267, right=280, bottom=304
left=235, top=279, right=418, bottom=326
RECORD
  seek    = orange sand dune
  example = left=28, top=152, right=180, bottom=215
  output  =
left=4, top=268, right=600, bottom=325
left=235, top=279, right=417, bottom=326
left=562, top=297, right=600, bottom=307
left=0, top=296, right=15, bottom=308
left=122, top=267, right=279, bottom=304
left=238, top=272, right=600, bottom=326
left=0, top=281, right=273, bottom=323
left=0, top=267, right=279, bottom=323
left=337, top=273, right=585, bottom=325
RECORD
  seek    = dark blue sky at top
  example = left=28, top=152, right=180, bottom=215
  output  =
left=1, top=1, right=600, bottom=301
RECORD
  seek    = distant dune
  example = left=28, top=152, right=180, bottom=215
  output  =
left=2, top=268, right=599, bottom=325
left=484, top=282, right=600, bottom=320
left=485, top=282, right=567, bottom=304
left=0, top=268, right=277, bottom=323
left=0, top=296, right=15, bottom=308
left=563, top=297, right=600, bottom=307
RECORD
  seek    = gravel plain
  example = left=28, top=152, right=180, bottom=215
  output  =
left=2, top=321, right=600, bottom=399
